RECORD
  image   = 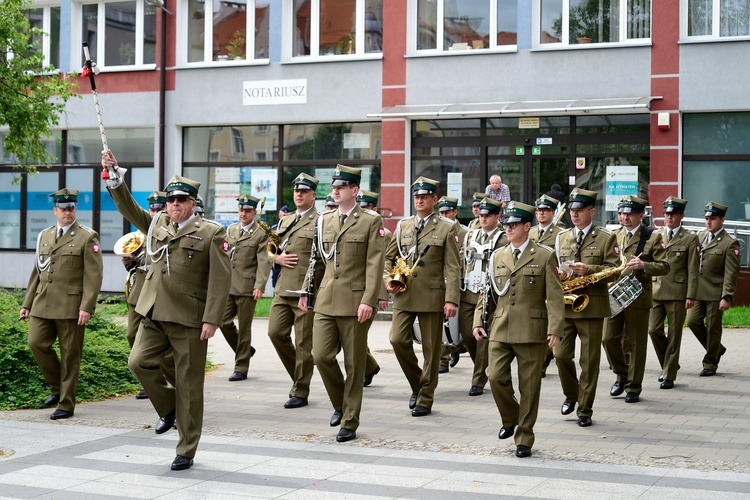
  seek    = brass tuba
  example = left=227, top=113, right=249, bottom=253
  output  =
left=114, top=231, right=145, bottom=256
left=561, top=254, right=628, bottom=312
left=255, top=197, right=280, bottom=258
left=389, top=245, right=431, bottom=292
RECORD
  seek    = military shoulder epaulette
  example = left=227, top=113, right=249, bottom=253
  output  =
left=459, top=223, right=469, bottom=231
left=537, top=243, right=554, bottom=253
left=201, top=218, right=224, bottom=228
left=437, top=215, right=454, bottom=224
left=361, top=208, right=379, bottom=217
left=559, top=227, right=574, bottom=235
left=726, top=232, right=737, bottom=240
left=78, top=224, right=96, bottom=234
left=595, top=226, right=612, bottom=234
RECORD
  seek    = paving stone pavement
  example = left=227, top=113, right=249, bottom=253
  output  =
left=2, top=319, right=750, bottom=498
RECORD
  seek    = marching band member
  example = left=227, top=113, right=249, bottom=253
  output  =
left=459, top=197, right=507, bottom=396
left=102, top=150, right=231, bottom=471
left=299, top=165, right=384, bottom=442
left=603, top=196, right=669, bottom=403
left=553, top=188, right=619, bottom=427
left=386, top=177, right=460, bottom=417
left=687, top=202, right=740, bottom=377
left=19, top=188, right=103, bottom=420
left=467, top=192, right=488, bottom=230
left=220, top=195, right=272, bottom=382
left=269, top=174, right=322, bottom=408
left=648, top=197, right=698, bottom=389
left=473, top=202, right=563, bottom=458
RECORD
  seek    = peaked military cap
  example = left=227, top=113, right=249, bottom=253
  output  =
left=472, top=192, right=489, bottom=206
left=325, top=195, right=338, bottom=207
left=194, top=194, right=205, bottom=214
left=293, top=173, right=319, bottom=191
left=412, top=176, right=439, bottom=195
left=535, top=194, right=560, bottom=210
left=478, top=197, right=503, bottom=215
left=663, top=196, right=687, bottom=214
left=437, top=196, right=459, bottom=212
left=357, top=190, right=380, bottom=207
left=568, top=188, right=598, bottom=209
left=617, top=195, right=648, bottom=213
left=704, top=201, right=728, bottom=217
left=504, top=201, right=535, bottom=224
left=332, top=164, right=361, bottom=187
left=51, top=188, right=78, bottom=207
left=237, top=195, right=260, bottom=209
left=146, top=191, right=167, bottom=210
left=165, top=175, right=200, bottom=198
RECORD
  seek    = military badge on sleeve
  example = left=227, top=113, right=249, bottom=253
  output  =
left=378, top=227, right=385, bottom=238
left=734, top=248, right=740, bottom=256
left=92, top=243, right=100, bottom=253
left=222, top=240, right=229, bottom=252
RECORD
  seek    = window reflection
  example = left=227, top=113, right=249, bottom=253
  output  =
left=320, top=0, right=356, bottom=55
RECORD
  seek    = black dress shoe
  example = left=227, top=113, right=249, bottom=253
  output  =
left=660, top=379, right=674, bottom=389
left=284, top=396, right=308, bottom=409
left=364, top=366, right=380, bottom=386
left=516, top=445, right=532, bottom=458
left=578, top=416, right=592, bottom=427
left=336, top=428, right=357, bottom=442
left=438, top=365, right=449, bottom=374
left=625, top=392, right=640, bottom=403
left=468, top=386, right=484, bottom=396
left=330, top=410, right=343, bottom=427
left=658, top=374, right=664, bottom=382
left=610, top=381, right=625, bottom=397
left=43, top=394, right=60, bottom=407
left=228, top=371, right=247, bottom=381
left=409, top=394, right=418, bottom=409
left=719, top=346, right=726, bottom=364
left=155, top=409, right=176, bottom=434
left=171, top=455, right=193, bottom=471
left=50, top=409, right=73, bottom=420
left=135, top=389, right=149, bottom=400
left=700, top=368, right=716, bottom=377
left=498, top=426, right=515, bottom=439
left=412, top=405, right=431, bottom=417
left=561, top=401, right=575, bottom=415
left=250, top=346, right=256, bottom=358
left=449, top=352, right=460, bottom=367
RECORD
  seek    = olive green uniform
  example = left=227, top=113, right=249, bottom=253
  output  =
left=475, top=241, right=564, bottom=448
left=553, top=226, right=619, bottom=418
left=109, top=181, right=231, bottom=460
left=23, top=222, right=103, bottom=413
left=603, top=226, right=669, bottom=396
left=687, top=228, right=740, bottom=371
left=649, top=226, right=699, bottom=381
left=529, top=221, right=563, bottom=372
left=221, top=220, right=271, bottom=376
left=304, top=205, right=384, bottom=431
left=268, top=208, right=321, bottom=399
left=386, top=215, right=460, bottom=410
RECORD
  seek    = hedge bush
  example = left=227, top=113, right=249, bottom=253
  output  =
left=0, top=289, right=139, bottom=410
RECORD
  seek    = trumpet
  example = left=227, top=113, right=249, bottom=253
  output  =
left=256, top=197, right=280, bottom=258
left=389, top=245, right=431, bottom=292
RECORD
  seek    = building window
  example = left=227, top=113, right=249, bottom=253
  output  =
left=538, top=0, right=651, bottom=46
left=292, top=0, right=383, bottom=57
left=182, top=0, right=270, bottom=64
left=685, top=0, right=750, bottom=38
left=79, top=0, right=157, bottom=68
left=415, top=0, right=517, bottom=52
left=25, top=5, right=61, bottom=70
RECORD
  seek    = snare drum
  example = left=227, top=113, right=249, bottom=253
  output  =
left=608, top=274, right=643, bottom=318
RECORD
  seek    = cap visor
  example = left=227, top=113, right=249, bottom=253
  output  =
left=56, top=202, right=77, bottom=209
left=504, top=215, right=524, bottom=224
left=294, top=184, right=313, bottom=190
left=413, top=188, right=434, bottom=195
left=331, top=179, right=350, bottom=187
left=167, top=189, right=191, bottom=197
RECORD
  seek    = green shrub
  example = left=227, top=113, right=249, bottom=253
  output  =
left=0, top=289, right=139, bottom=410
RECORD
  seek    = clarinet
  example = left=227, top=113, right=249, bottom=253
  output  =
left=306, top=216, right=319, bottom=309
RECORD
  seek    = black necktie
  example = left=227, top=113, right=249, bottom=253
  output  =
left=339, top=213, right=346, bottom=229
left=56, top=228, right=63, bottom=242
left=667, top=230, right=672, bottom=242
left=513, top=248, right=521, bottom=263
left=626, top=232, right=632, bottom=244
left=575, top=230, right=584, bottom=261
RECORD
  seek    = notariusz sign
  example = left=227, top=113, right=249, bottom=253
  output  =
left=243, top=79, right=307, bottom=106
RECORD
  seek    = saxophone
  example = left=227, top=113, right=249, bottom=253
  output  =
left=561, top=254, right=627, bottom=312
left=256, top=197, right=280, bottom=258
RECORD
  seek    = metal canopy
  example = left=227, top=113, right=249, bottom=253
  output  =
left=368, top=97, right=661, bottom=119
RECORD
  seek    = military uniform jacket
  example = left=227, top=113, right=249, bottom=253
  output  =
left=473, top=240, right=564, bottom=343
left=556, top=226, right=620, bottom=319
left=126, top=251, right=147, bottom=307
left=109, top=182, right=231, bottom=328
left=529, top=223, right=562, bottom=249
left=461, top=227, right=508, bottom=306
left=305, top=205, right=384, bottom=316
left=23, top=221, right=103, bottom=319
left=274, top=208, right=322, bottom=299
left=695, top=228, right=741, bottom=302
left=615, top=225, right=670, bottom=309
left=652, top=226, right=699, bottom=302
left=226, top=221, right=272, bottom=296
left=385, top=215, right=461, bottom=312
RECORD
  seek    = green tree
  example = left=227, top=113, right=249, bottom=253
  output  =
left=0, top=0, right=78, bottom=173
